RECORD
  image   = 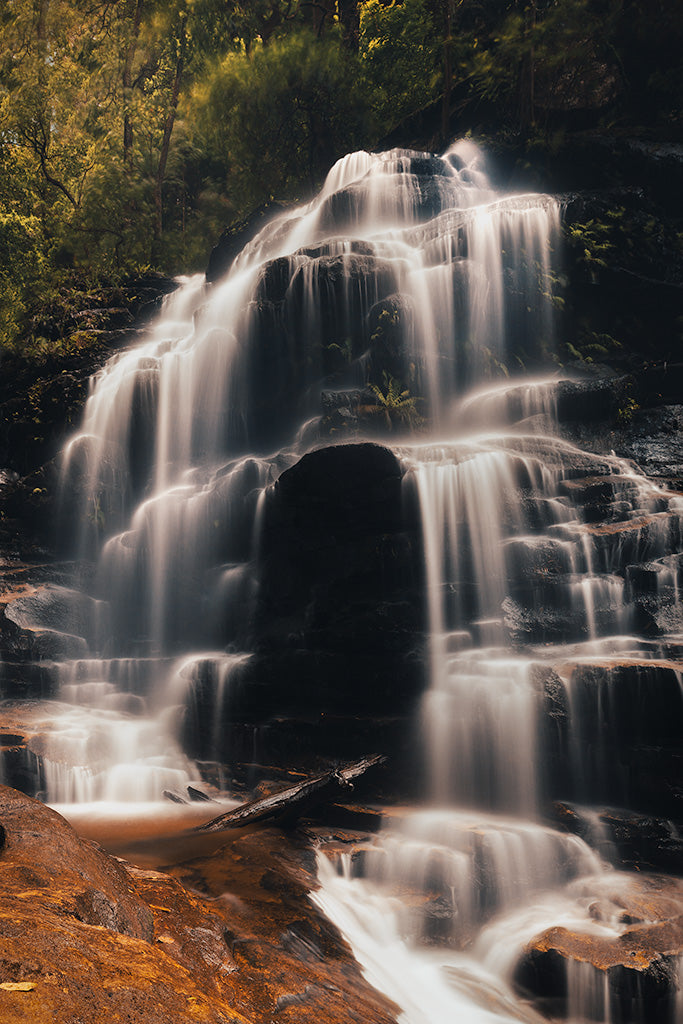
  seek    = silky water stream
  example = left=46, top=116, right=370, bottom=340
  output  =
left=10, top=142, right=683, bottom=1020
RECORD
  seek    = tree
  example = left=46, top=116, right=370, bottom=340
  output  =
left=358, top=0, right=441, bottom=134
left=188, top=27, right=370, bottom=213
left=471, top=0, right=619, bottom=131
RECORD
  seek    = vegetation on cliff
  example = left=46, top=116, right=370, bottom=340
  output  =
left=0, top=0, right=680, bottom=359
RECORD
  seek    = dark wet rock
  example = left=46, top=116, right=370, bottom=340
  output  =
left=0, top=584, right=96, bottom=669
left=163, top=790, right=187, bottom=804
left=580, top=511, right=683, bottom=574
left=538, top=658, right=683, bottom=819
left=172, top=444, right=424, bottom=782
left=187, top=786, right=212, bottom=802
left=503, top=596, right=586, bottom=644
left=551, top=802, right=683, bottom=875
left=244, top=253, right=400, bottom=447
left=365, top=295, right=415, bottom=386
left=4, top=584, right=96, bottom=638
left=206, top=201, right=289, bottom=283
left=317, top=175, right=447, bottom=233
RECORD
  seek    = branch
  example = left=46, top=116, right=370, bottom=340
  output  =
left=22, top=118, right=80, bottom=209
left=194, top=755, right=386, bottom=834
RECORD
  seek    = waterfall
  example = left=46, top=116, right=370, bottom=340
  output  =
left=10, top=141, right=683, bottom=1023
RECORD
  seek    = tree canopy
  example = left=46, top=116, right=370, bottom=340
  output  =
left=0, top=0, right=680, bottom=353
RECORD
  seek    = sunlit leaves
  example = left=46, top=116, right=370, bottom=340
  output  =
left=189, top=27, right=370, bottom=213
left=359, top=0, right=441, bottom=130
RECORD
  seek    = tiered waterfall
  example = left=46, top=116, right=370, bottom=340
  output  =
left=10, top=141, right=683, bottom=1023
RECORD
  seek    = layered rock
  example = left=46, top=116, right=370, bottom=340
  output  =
left=181, top=442, right=425, bottom=782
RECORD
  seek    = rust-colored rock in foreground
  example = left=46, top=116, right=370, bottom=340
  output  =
left=0, top=785, right=398, bottom=1024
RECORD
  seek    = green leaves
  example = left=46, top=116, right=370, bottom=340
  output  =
left=189, top=27, right=370, bottom=213
left=370, top=371, right=423, bottom=430
left=359, top=0, right=441, bottom=131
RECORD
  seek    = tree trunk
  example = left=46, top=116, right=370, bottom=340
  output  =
left=519, top=0, right=537, bottom=131
left=123, top=0, right=144, bottom=168
left=194, top=755, right=386, bottom=833
left=36, top=0, right=50, bottom=42
left=338, top=0, right=360, bottom=50
left=154, top=48, right=184, bottom=243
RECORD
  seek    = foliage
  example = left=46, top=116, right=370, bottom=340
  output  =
left=0, top=211, right=47, bottom=347
left=370, top=371, right=422, bottom=430
left=0, top=0, right=680, bottom=360
left=188, top=27, right=370, bottom=213
left=471, top=0, right=619, bottom=128
left=565, top=217, right=616, bottom=275
left=359, top=0, right=441, bottom=131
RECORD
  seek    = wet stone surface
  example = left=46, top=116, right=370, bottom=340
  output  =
left=0, top=785, right=399, bottom=1024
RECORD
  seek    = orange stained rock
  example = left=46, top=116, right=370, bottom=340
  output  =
left=529, top=875, right=683, bottom=974
left=0, top=786, right=399, bottom=1024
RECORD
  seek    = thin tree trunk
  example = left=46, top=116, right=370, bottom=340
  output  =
left=123, top=0, right=144, bottom=168
left=154, top=49, right=184, bottom=242
left=337, top=0, right=360, bottom=49
left=194, top=755, right=386, bottom=833
left=519, top=0, right=536, bottom=130
left=36, top=0, right=49, bottom=42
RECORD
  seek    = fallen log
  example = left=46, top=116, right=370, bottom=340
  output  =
left=194, top=755, right=386, bottom=834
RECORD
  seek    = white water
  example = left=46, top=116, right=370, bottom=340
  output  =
left=7, top=141, right=683, bottom=1021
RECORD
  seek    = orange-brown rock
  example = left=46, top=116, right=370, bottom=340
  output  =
left=0, top=786, right=399, bottom=1024
left=515, top=874, right=683, bottom=1018
left=157, top=826, right=399, bottom=1024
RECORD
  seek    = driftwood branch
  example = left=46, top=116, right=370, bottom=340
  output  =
left=194, top=755, right=386, bottom=834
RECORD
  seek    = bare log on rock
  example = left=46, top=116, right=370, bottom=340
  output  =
left=194, top=755, right=386, bottom=834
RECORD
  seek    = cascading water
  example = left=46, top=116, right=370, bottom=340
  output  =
left=11, top=140, right=683, bottom=1021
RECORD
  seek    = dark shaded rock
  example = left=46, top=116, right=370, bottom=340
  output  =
left=254, top=444, right=421, bottom=657
left=4, top=584, right=96, bottom=638
left=539, top=658, right=683, bottom=819
left=551, top=802, right=683, bottom=875
left=555, top=373, right=632, bottom=424
left=243, top=253, right=400, bottom=448
left=187, top=786, right=212, bottom=802
left=365, top=295, right=415, bottom=387
left=206, top=201, right=289, bottom=283
left=163, top=790, right=187, bottom=804
left=177, top=444, right=425, bottom=781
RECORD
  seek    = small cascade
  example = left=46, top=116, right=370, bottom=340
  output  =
left=567, top=960, right=611, bottom=1023
left=347, top=809, right=602, bottom=946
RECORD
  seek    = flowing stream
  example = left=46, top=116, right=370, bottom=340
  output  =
left=11, top=142, right=683, bottom=1021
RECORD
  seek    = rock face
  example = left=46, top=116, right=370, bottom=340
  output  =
left=0, top=785, right=398, bottom=1024
left=0, top=786, right=235, bottom=1024
left=182, top=443, right=425, bottom=780
left=514, top=874, right=683, bottom=1023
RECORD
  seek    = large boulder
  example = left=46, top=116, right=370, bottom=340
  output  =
left=182, top=443, right=426, bottom=777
